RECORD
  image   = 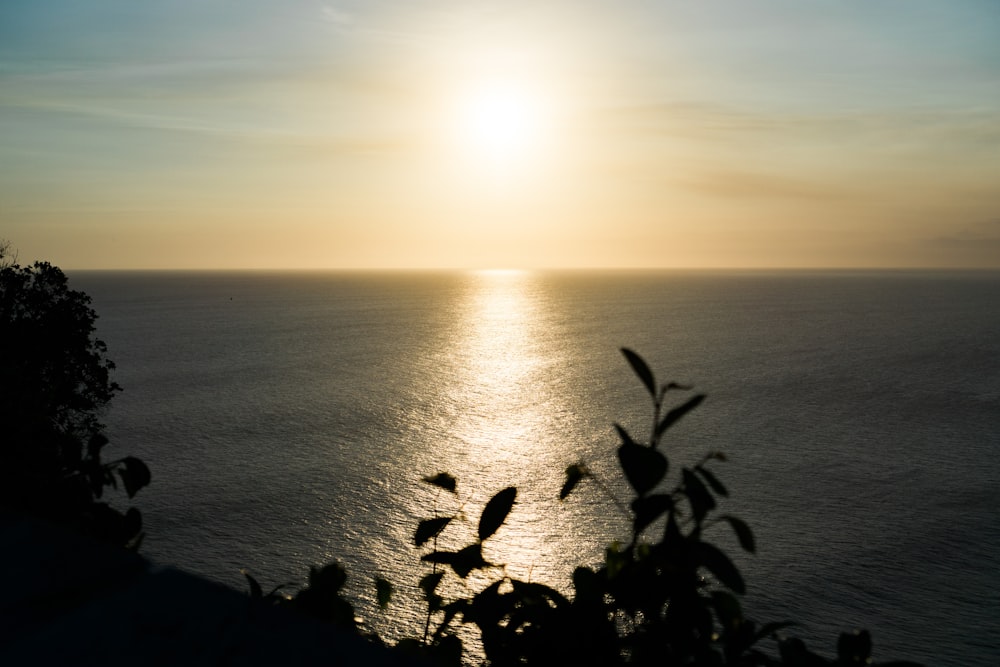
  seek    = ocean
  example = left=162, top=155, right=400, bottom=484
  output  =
left=71, top=269, right=1000, bottom=665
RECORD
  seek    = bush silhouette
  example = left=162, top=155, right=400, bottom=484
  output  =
left=0, top=253, right=149, bottom=547
left=260, top=349, right=923, bottom=667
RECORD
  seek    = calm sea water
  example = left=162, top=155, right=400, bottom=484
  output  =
left=71, top=270, right=1000, bottom=666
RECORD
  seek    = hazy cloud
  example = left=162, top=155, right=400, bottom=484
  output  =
left=676, top=169, right=856, bottom=202
left=934, top=219, right=1000, bottom=247
left=924, top=219, right=1000, bottom=267
left=321, top=5, right=354, bottom=28
left=600, top=101, right=1000, bottom=147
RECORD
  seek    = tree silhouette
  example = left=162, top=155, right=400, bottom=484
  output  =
left=0, top=252, right=148, bottom=547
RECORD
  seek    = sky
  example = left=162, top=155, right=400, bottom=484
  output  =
left=2, top=0, right=999, bottom=270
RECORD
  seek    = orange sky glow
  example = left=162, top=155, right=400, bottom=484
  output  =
left=2, top=1, right=999, bottom=269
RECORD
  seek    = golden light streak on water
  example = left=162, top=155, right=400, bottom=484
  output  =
left=430, top=271, right=610, bottom=582
left=364, top=270, right=624, bottom=657
left=447, top=270, right=546, bottom=464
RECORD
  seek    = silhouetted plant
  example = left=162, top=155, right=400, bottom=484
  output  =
left=0, top=253, right=149, bottom=547
left=264, top=349, right=921, bottom=666
left=3, top=252, right=920, bottom=663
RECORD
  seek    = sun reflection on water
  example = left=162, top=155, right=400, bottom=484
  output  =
left=363, top=270, right=624, bottom=654
left=446, top=270, right=544, bottom=461
left=428, top=271, right=613, bottom=579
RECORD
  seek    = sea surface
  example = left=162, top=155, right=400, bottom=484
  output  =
left=72, top=269, right=1000, bottom=666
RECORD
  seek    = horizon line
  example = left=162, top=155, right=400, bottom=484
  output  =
left=60, top=265, right=1000, bottom=273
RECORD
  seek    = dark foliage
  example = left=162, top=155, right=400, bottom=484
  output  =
left=0, top=256, right=149, bottom=547
left=261, top=349, right=922, bottom=667
left=2, top=250, right=920, bottom=663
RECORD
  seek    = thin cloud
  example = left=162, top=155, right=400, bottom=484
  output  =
left=676, top=169, right=857, bottom=202
left=922, top=219, right=1000, bottom=267
left=0, top=54, right=421, bottom=144
left=320, top=5, right=354, bottom=29
left=2, top=96, right=421, bottom=158
left=933, top=219, right=1000, bottom=248
left=598, top=101, right=1000, bottom=144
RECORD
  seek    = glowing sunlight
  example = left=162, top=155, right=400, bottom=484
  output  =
left=452, top=80, right=553, bottom=169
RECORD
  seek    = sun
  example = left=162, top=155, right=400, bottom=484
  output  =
left=456, top=82, right=549, bottom=164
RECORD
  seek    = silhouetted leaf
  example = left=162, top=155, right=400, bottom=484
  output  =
left=125, top=529, right=144, bottom=551
left=682, top=468, right=716, bottom=522
left=265, top=583, right=295, bottom=601
left=87, top=433, right=109, bottom=459
left=662, top=510, right=684, bottom=558
left=453, top=544, right=490, bottom=578
left=560, top=463, right=587, bottom=500
left=605, top=542, right=627, bottom=579
left=423, top=472, right=457, bottom=493
left=242, top=569, right=263, bottom=600
left=711, top=590, right=743, bottom=632
left=478, top=486, right=516, bottom=541
left=422, top=544, right=490, bottom=578
left=720, top=515, right=755, bottom=553
left=618, top=443, right=668, bottom=496
left=838, top=630, right=872, bottom=665
left=631, top=493, right=673, bottom=534
left=86, top=462, right=105, bottom=498
left=510, top=580, right=570, bottom=608
left=468, top=581, right=506, bottom=626
left=295, top=587, right=357, bottom=627
left=693, top=542, right=745, bottom=594
left=419, top=571, right=445, bottom=597
left=421, top=551, right=457, bottom=566
left=308, top=561, right=348, bottom=594
left=614, top=423, right=639, bottom=447
left=656, top=394, right=705, bottom=438
left=572, top=566, right=602, bottom=603
left=753, top=621, right=796, bottom=643
left=621, top=348, right=656, bottom=397
left=101, top=467, right=117, bottom=498
left=695, top=465, right=728, bottom=496
left=433, top=600, right=468, bottom=641
left=420, top=571, right=445, bottom=611
left=117, top=456, right=151, bottom=498
left=431, top=633, right=464, bottom=666
left=376, top=577, right=393, bottom=609
left=415, top=517, right=453, bottom=547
